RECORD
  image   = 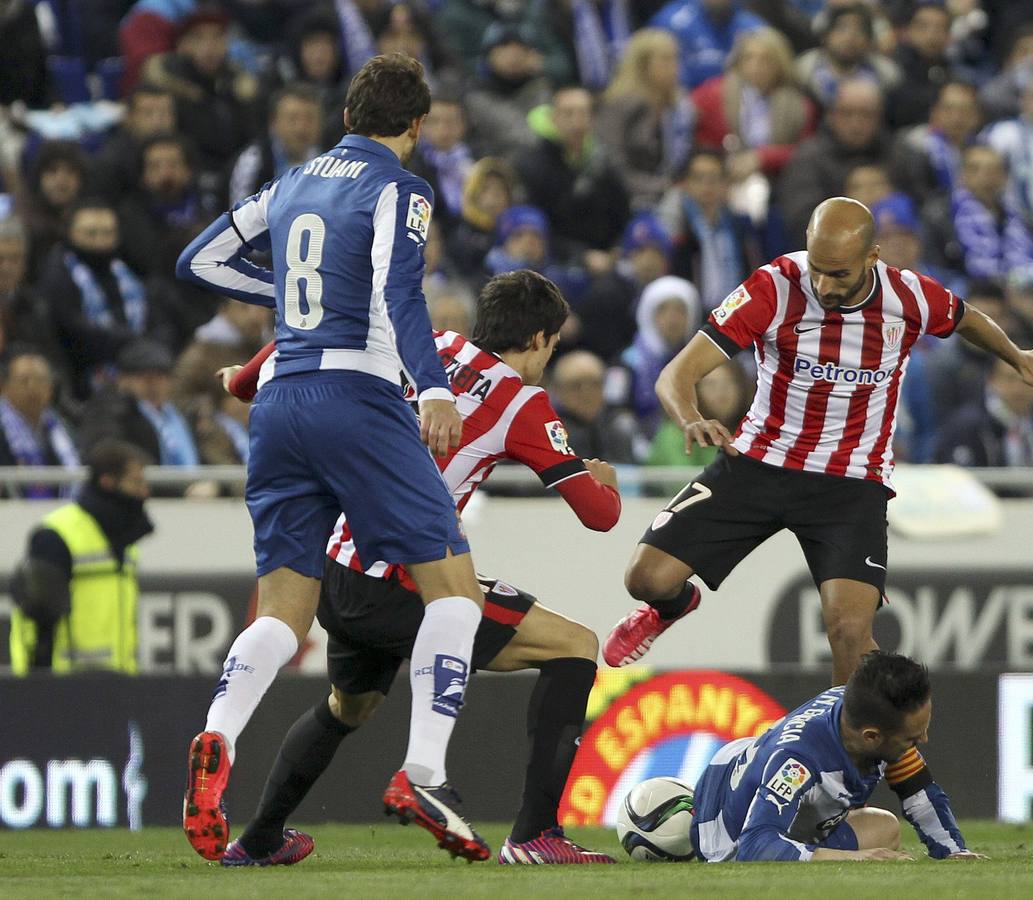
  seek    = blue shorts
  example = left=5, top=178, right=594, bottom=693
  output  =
left=246, top=371, right=469, bottom=579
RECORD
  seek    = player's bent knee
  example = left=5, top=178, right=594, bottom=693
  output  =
left=567, top=623, right=599, bottom=662
left=624, top=566, right=670, bottom=603
left=329, top=687, right=383, bottom=728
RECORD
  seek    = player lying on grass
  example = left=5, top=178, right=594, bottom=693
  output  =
left=215, top=270, right=621, bottom=866
left=690, top=651, right=985, bottom=862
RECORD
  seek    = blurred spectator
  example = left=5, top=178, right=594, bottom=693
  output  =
left=120, top=0, right=196, bottom=93
left=439, top=0, right=571, bottom=85
left=650, top=0, right=764, bottom=89
left=93, top=84, right=178, bottom=201
left=266, top=7, right=349, bottom=146
left=171, top=299, right=270, bottom=412
left=483, top=205, right=587, bottom=301
left=22, top=141, right=89, bottom=279
left=550, top=350, right=641, bottom=463
left=646, top=358, right=752, bottom=465
left=410, top=92, right=473, bottom=236
left=516, top=85, right=630, bottom=268
left=656, top=149, right=762, bottom=311
left=871, top=193, right=925, bottom=271
left=597, top=28, right=694, bottom=209
left=0, top=348, right=79, bottom=497
left=427, top=288, right=474, bottom=336
left=8, top=439, right=152, bottom=675
left=980, top=23, right=1033, bottom=123
left=570, top=212, right=672, bottom=362
left=613, top=274, right=701, bottom=435
left=936, top=356, right=1033, bottom=469
left=79, top=339, right=200, bottom=468
left=778, top=79, right=892, bottom=246
left=923, top=145, right=1033, bottom=282
left=926, top=280, right=1033, bottom=424
left=465, top=23, right=552, bottom=159
left=692, top=27, right=817, bottom=182
left=42, top=199, right=156, bottom=400
left=422, top=220, right=465, bottom=295
left=141, top=8, right=259, bottom=196
left=885, top=2, right=957, bottom=129
left=796, top=3, right=900, bottom=109
left=369, top=2, right=456, bottom=83
left=446, top=156, right=516, bottom=278
left=981, top=80, right=1033, bottom=227
left=892, top=80, right=982, bottom=206
left=1007, top=269, right=1033, bottom=325
left=193, top=388, right=250, bottom=466
left=0, top=0, right=49, bottom=107
left=0, top=217, right=62, bottom=364
left=228, top=85, right=323, bottom=205
left=843, top=162, right=893, bottom=209
left=119, top=134, right=210, bottom=278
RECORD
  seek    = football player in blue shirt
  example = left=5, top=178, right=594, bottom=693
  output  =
left=691, top=651, right=987, bottom=862
left=175, top=54, right=489, bottom=863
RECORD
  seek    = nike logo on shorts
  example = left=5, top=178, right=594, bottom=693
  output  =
left=865, top=556, right=887, bottom=570
left=794, top=323, right=823, bottom=335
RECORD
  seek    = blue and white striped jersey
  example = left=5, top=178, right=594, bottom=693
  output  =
left=176, top=134, right=451, bottom=402
left=691, top=687, right=967, bottom=862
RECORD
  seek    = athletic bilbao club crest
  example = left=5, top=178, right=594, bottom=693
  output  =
left=882, top=321, right=905, bottom=350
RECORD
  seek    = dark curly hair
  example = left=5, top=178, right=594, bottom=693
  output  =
left=344, top=53, right=431, bottom=138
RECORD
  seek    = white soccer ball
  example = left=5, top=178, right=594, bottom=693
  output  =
left=615, top=777, right=696, bottom=862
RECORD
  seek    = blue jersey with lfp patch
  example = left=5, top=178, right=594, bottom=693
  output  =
left=691, top=687, right=967, bottom=862
left=176, top=135, right=451, bottom=402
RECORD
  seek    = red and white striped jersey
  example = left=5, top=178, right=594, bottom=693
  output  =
left=327, top=330, right=591, bottom=587
left=701, top=252, right=962, bottom=488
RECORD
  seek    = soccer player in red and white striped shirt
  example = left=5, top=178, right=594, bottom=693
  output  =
left=604, top=197, right=1033, bottom=685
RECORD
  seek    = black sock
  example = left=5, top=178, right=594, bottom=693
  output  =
left=648, top=580, right=699, bottom=621
left=238, top=699, right=353, bottom=858
left=510, top=657, right=597, bottom=843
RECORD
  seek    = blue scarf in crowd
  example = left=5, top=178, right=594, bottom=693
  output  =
left=951, top=187, right=1033, bottom=280
left=65, top=252, right=147, bottom=333
left=571, top=0, right=632, bottom=91
left=925, top=129, right=963, bottom=192
left=662, top=94, right=695, bottom=178
left=681, top=197, right=744, bottom=311
left=0, top=398, right=80, bottom=498
left=136, top=400, right=200, bottom=467
left=419, top=143, right=473, bottom=216
left=335, top=0, right=377, bottom=77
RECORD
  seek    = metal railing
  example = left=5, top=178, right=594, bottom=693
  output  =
left=0, top=464, right=1030, bottom=495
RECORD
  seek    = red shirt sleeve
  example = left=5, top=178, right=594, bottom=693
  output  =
left=917, top=273, right=963, bottom=338
left=704, top=267, right=779, bottom=353
left=228, top=341, right=275, bottom=401
left=504, top=390, right=621, bottom=531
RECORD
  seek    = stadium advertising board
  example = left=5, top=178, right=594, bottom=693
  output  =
left=768, top=570, right=1033, bottom=668
left=998, top=674, right=1033, bottom=822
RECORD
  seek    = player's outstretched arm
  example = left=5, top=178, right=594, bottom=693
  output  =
left=954, top=302, right=1033, bottom=385
left=656, top=332, right=740, bottom=458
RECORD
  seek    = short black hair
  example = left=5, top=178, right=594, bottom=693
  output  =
left=680, top=147, right=725, bottom=181
left=472, top=270, right=569, bottom=354
left=270, top=82, right=322, bottom=118
left=844, top=651, right=931, bottom=733
left=344, top=53, right=431, bottom=138
left=86, top=439, right=150, bottom=487
left=826, top=3, right=874, bottom=40
left=0, top=343, right=52, bottom=382
left=139, top=132, right=195, bottom=169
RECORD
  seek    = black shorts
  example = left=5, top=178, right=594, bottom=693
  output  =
left=641, top=453, right=890, bottom=593
left=318, top=558, right=536, bottom=696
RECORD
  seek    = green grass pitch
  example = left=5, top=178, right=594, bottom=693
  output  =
left=1, top=821, right=1031, bottom=899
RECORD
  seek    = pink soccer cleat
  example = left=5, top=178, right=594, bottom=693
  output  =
left=603, top=584, right=701, bottom=667
left=498, top=828, right=617, bottom=864
left=221, top=829, right=315, bottom=867
left=183, top=731, right=232, bottom=860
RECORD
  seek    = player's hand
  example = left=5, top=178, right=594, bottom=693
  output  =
left=585, top=458, right=618, bottom=489
left=1014, top=349, right=1033, bottom=387
left=215, top=365, right=242, bottom=394
left=683, top=419, right=739, bottom=456
left=945, top=851, right=989, bottom=860
left=419, top=398, right=462, bottom=457
left=857, top=848, right=914, bottom=861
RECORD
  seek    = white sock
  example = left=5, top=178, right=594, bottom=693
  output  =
left=204, top=616, right=298, bottom=763
left=403, top=595, right=481, bottom=786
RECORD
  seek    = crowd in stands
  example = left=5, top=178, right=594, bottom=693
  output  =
left=2, top=0, right=1033, bottom=498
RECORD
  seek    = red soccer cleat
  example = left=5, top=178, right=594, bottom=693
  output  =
left=498, top=828, right=617, bottom=864
left=602, top=584, right=702, bottom=667
left=382, top=769, right=490, bottom=862
left=183, top=731, right=231, bottom=860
